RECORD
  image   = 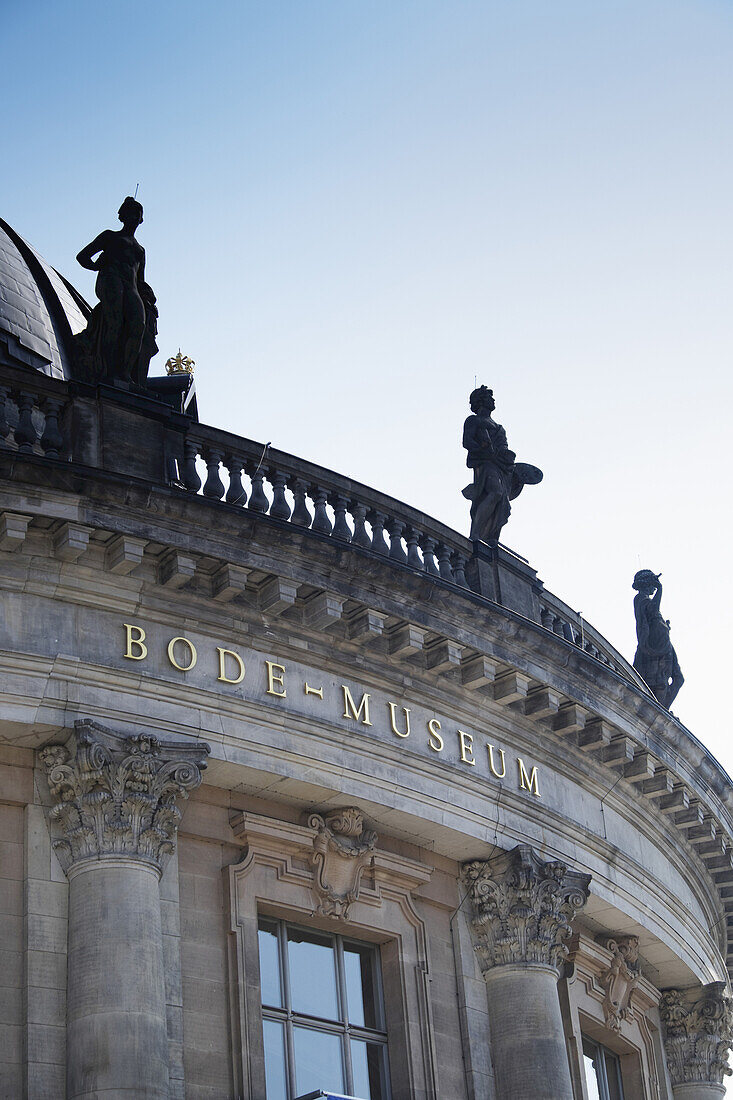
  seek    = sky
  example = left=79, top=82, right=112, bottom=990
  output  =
left=3, top=3, right=732, bottom=764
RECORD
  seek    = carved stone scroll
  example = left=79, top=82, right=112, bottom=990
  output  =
left=463, top=844, right=591, bottom=977
left=308, top=807, right=377, bottom=918
left=596, top=933, right=641, bottom=1031
left=39, top=718, right=210, bottom=875
left=660, top=982, right=733, bottom=1088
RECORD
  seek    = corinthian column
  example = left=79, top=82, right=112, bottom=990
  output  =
left=463, top=844, right=591, bottom=1100
left=659, top=983, right=733, bottom=1099
left=40, top=719, right=209, bottom=1100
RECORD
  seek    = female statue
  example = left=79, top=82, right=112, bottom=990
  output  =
left=74, top=197, right=158, bottom=385
left=632, top=570, right=684, bottom=709
left=462, top=386, right=543, bottom=545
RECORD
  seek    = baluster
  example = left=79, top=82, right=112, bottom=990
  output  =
left=0, top=385, right=9, bottom=442
left=421, top=535, right=440, bottom=576
left=406, top=528, right=423, bottom=570
left=369, top=510, right=389, bottom=555
left=269, top=471, right=291, bottom=521
left=311, top=486, right=333, bottom=535
left=182, top=439, right=202, bottom=491
left=40, top=397, right=65, bottom=458
left=248, top=465, right=270, bottom=513
left=291, top=478, right=313, bottom=527
left=331, top=495, right=352, bottom=542
left=203, top=447, right=225, bottom=499
left=225, top=455, right=247, bottom=505
left=552, top=616, right=564, bottom=636
left=350, top=502, right=371, bottom=547
left=13, top=392, right=37, bottom=453
left=388, top=519, right=407, bottom=563
left=540, top=607, right=553, bottom=630
left=452, top=551, right=468, bottom=588
left=437, top=543, right=454, bottom=581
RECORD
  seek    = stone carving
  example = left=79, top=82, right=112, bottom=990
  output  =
left=463, top=844, right=591, bottom=976
left=659, top=982, right=733, bottom=1087
left=462, top=386, right=543, bottom=546
left=596, top=933, right=641, bottom=1031
left=74, top=197, right=159, bottom=387
left=38, top=718, right=209, bottom=874
left=308, top=807, right=377, bottom=918
left=632, top=570, right=684, bottom=709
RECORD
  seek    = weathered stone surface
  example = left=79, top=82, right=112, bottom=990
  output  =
left=463, top=844, right=591, bottom=977
left=38, top=718, right=209, bottom=874
left=660, top=983, right=733, bottom=1092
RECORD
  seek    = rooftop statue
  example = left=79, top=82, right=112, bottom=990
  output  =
left=632, top=570, right=684, bottom=710
left=73, top=197, right=158, bottom=386
left=462, top=385, right=543, bottom=546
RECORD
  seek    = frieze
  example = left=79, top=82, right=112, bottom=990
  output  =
left=121, top=621, right=543, bottom=797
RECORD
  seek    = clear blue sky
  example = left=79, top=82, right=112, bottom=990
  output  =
left=4, top=1, right=733, bottom=776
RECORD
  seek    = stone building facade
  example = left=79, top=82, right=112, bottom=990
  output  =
left=1, top=214, right=733, bottom=1099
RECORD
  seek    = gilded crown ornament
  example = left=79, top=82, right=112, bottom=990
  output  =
left=165, top=349, right=195, bottom=375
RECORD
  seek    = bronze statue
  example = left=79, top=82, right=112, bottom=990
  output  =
left=632, top=570, right=683, bottom=709
left=462, top=386, right=542, bottom=545
left=73, top=197, right=158, bottom=386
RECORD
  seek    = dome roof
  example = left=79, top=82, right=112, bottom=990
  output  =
left=0, top=217, right=90, bottom=380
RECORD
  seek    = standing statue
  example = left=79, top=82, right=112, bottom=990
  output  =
left=632, top=570, right=684, bottom=709
left=73, top=197, right=158, bottom=386
left=462, top=386, right=543, bottom=545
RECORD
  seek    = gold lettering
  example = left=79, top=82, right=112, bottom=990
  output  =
left=487, top=743, right=506, bottom=778
left=427, top=718, right=443, bottom=752
left=167, top=636, right=197, bottom=672
left=342, top=686, right=372, bottom=726
left=388, top=702, right=410, bottom=738
left=518, top=758, right=541, bottom=797
left=217, top=647, right=245, bottom=684
left=304, top=682, right=324, bottom=698
left=266, top=661, right=287, bottom=697
left=458, top=729, right=475, bottom=766
left=123, top=623, right=147, bottom=660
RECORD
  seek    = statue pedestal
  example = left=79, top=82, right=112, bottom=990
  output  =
left=466, top=541, right=542, bottom=621
left=66, top=381, right=191, bottom=485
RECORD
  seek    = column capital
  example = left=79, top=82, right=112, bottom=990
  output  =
left=660, top=982, right=733, bottom=1088
left=39, top=718, right=210, bottom=876
left=463, top=844, right=591, bottom=977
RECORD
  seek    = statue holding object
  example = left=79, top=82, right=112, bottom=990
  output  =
left=462, top=386, right=543, bottom=546
left=632, top=570, right=684, bottom=710
left=73, top=197, right=158, bottom=386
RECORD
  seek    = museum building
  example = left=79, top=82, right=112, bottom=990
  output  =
left=1, top=209, right=733, bottom=1100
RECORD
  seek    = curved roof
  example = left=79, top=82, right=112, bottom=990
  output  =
left=0, top=217, right=90, bottom=380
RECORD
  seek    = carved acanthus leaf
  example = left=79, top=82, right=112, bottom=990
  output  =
left=596, top=933, right=641, bottom=1032
left=39, top=719, right=210, bottom=874
left=659, top=982, right=733, bottom=1086
left=308, top=807, right=377, bottom=919
left=463, top=844, right=591, bottom=977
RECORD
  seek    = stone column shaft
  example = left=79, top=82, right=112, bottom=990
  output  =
left=40, top=719, right=209, bottom=1100
left=463, top=844, right=591, bottom=1100
left=67, top=860, right=169, bottom=1098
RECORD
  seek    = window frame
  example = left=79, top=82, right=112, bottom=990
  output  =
left=258, top=916, right=392, bottom=1100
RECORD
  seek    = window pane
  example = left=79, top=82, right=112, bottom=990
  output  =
left=582, top=1038, right=603, bottom=1100
left=263, top=1019, right=287, bottom=1100
left=604, top=1049, right=625, bottom=1100
left=293, top=1026, right=345, bottom=1095
left=258, top=921, right=282, bottom=1008
left=287, top=927, right=339, bottom=1019
left=351, top=1038, right=386, bottom=1100
left=344, top=942, right=378, bottom=1029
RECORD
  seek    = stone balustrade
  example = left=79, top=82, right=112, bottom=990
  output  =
left=0, top=366, right=68, bottom=458
left=179, top=423, right=472, bottom=587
